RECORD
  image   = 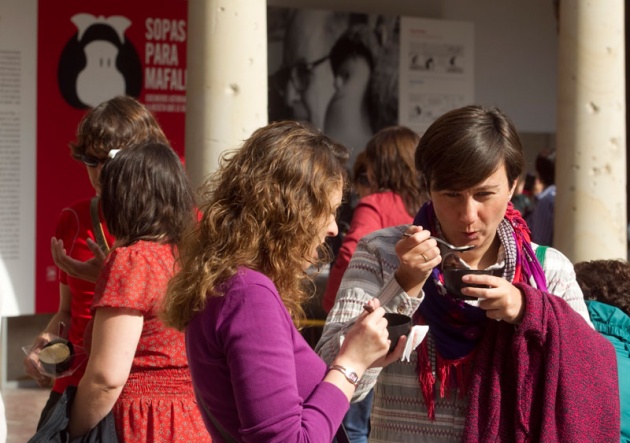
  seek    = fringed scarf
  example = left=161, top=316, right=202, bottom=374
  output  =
left=411, top=201, right=548, bottom=419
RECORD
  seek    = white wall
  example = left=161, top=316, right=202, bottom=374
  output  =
left=267, top=0, right=443, bottom=16
left=442, top=1, right=557, bottom=133
left=268, top=0, right=558, bottom=134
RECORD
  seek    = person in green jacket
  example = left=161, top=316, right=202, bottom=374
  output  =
left=575, top=259, right=630, bottom=443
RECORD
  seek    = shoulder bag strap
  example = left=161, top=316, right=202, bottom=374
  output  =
left=90, top=196, right=110, bottom=254
left=335, top=423, right=350, bottom=443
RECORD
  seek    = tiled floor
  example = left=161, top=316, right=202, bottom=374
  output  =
left=3, top=383, right=50, bottom=443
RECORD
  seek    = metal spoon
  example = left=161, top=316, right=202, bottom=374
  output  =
left=403, top=233, right=476, bottom=253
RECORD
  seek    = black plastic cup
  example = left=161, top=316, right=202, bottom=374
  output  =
left=443, top=268, right=504, bottom=300
left=384, top=313, right=412, bottom=353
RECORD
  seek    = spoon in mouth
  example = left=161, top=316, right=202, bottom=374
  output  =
left=402, top=233, right=476, bottom=253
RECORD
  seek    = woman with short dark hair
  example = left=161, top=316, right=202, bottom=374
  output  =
left=318, top=105, right=619, bottom=442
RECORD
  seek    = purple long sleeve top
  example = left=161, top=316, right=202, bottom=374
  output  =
left=186, top=267, right=349, bottom=443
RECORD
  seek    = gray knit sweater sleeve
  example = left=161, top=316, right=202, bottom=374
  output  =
left=315, top=225, right=423, bottom=401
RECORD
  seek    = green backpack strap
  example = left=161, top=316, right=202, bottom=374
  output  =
left=535, top=245, right=549, bottom=268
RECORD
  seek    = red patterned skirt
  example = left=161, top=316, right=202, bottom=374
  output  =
left=113, top=368, right=212, bottom=442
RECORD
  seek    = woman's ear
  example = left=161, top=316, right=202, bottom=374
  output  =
left=508, top=180, right=518, bottom=200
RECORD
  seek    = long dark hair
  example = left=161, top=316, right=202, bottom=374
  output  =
left=99, top=142, right=195, bottom=247
left=364, top=125, right=424, bottom=216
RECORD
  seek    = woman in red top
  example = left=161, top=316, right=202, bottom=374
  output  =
left=23, top=96, right=169, bottom=427
left=323, top=126, right=425, bottom=312
left=68, top=142, right=211, bottom=442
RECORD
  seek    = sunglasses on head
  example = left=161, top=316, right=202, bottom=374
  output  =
left=78, top=153, right=104, bottom=168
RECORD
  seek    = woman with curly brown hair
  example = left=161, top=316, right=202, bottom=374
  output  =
left=162, top=120, right=403, bottom=443
left=575, top=259, right=630, bottom=317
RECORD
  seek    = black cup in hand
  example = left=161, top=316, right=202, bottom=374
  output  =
left=39, top=338, right=74, bottom=376
left=383, top=313, right=412, bottom=353
left=443, top=268, right=504, bottom=300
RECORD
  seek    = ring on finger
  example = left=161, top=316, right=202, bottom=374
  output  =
left=421, top=253, right=428, bottom=262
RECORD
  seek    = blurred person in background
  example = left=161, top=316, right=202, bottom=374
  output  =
left=575, top=259, right=630, bottom=443
left=323, top=126, right=423, bottom=312
left=352, top=150, right=375, bottom=201
left=328, top=150, right=373, bottom=257
left=510, top=172, right=535, bottom=220
left=529, top=150, right=556, bottom=246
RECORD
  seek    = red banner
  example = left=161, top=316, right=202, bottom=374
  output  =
left=36, top=0, right=188, bottom=312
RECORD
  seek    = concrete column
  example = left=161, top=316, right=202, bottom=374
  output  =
left=185, top=0, right=268, bottom=188
left=555, top=0, right=626, bottom=261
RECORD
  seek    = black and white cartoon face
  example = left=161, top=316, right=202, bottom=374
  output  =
left=58, top=14, right=142, bottom=109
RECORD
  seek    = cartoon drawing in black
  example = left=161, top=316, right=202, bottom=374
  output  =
left=58, top=14, right=142, bottom=109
